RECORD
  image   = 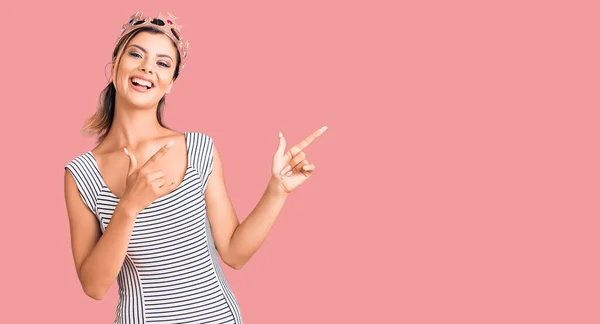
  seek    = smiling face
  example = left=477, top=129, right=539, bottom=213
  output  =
left=113, top=30, right=179, bottom=108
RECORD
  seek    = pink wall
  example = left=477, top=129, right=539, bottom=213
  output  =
left=2, top=0, right=598, bottom=323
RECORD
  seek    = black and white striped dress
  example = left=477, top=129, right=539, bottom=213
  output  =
left=65, top=132, right=243, bottom=324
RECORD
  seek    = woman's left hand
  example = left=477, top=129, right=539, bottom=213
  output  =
left=271, top=126, right=328, bottom=194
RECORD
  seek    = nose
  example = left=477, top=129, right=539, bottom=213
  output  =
left=139, top=63, right=153, bottom=74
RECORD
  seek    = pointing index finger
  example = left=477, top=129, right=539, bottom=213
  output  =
left=289, top=126, right=327, bottom=155
left=146, top=140, right=174, bottom=165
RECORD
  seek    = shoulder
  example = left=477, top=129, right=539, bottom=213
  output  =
left=186, top=131, right=214, bottom=142
left=64, top=151, right=95, bottom=171
left=64, top=151, right=101, bottom=189
left=185, top=131, right=216, bottom=152
left=185, top=130, right=216, bottom=157
left=184, top=132, right=217, bottom=188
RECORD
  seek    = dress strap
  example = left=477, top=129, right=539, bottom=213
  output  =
left=186, top=132, right=215, bottom=194
left=65, top=152, right=104, bottom=217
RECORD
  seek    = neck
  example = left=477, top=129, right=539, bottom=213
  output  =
left=105, top=95, right=166, bottom=149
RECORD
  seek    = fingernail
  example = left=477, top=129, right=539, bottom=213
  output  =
left=124, top=148, right=129, bottom=156
left=279, top=132, right=282, bottom=137
left=166, top=140, right=174, bottom=148
left=321, top=126, right=328, bottom=132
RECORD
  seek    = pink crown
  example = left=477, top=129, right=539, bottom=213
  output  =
left=117, top=12, right=190, bottom=70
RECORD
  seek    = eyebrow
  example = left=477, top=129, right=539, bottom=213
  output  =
left=127, top=44, right=173, bottom=62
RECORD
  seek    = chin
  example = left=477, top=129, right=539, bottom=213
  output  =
left=127, top=96, right=160, bottom=109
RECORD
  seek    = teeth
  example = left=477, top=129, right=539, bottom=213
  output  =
left=132, top=78, right=152, bottom=88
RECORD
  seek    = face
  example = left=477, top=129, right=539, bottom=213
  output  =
left=113, top=31, right=178, bottom=108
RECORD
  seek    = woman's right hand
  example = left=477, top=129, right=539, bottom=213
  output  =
left=120, top=141, right=178, bottom=213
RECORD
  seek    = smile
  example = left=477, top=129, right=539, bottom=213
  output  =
left=129, top=77, right=154, bottom=92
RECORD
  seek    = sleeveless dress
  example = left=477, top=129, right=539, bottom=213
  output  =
left=65, top=132, right=243, bottom=324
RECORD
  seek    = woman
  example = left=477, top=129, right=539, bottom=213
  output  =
left=64, top=12, right=327, bottom=324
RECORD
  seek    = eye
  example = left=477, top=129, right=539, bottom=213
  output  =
left=128, top=52, right=142, bottom=58
left=158, top=61, right=171, bottom=68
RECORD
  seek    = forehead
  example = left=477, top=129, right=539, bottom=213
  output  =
left=126, top=31, right=177, bottom=57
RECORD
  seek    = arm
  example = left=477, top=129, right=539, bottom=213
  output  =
left=64, top=170, right=139, bottom=300
left=205, top=127, right=326, bottom=269
left=204, top=144, right=289, bottom=270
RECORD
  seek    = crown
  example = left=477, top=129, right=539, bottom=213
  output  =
left=117, top=12, right=190, bottom=70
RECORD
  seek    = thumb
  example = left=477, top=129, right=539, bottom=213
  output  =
left=124, top=148, right=137, bottom=176
left=276, top=132, right=286, bottom=156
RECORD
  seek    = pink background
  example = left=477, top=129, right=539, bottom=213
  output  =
left=2, top=0, right=599, bottom=323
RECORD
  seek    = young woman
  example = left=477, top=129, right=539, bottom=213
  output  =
left=63, top=12, right=327, bottom=324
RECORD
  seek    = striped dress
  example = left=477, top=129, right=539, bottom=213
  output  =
left=65, top=132, right=243, bottom=324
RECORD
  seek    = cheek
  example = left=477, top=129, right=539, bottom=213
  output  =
left=114, top=63, right=130, bottom=83
left=116, top=57, right=137, bottom=74
left=157, top=73, right=174, bottom=88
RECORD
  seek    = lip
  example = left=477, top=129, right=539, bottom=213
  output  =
left=129, top=76, right=155, bottom=92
